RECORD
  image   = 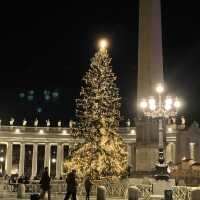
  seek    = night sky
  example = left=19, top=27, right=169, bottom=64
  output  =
left=0, top=1, right=200, bottom=126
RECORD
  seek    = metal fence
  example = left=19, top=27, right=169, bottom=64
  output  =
left=0, top=180, right=153, bottom=199
left=172, top=186, right=200, bottom=200
left=5, top=180, right=200, bottom=200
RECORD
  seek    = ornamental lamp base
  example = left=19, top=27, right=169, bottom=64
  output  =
left=154, top=163, right=170, bottom=181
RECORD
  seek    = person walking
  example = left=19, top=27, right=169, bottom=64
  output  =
left=40, top=167, right=51, bottom=200
left=84, top=176, right=92, bottom=200
left=64, top=169, right=77, bottom=200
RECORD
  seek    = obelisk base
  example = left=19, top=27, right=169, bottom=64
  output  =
left=136, top=145, right=158, bottom=172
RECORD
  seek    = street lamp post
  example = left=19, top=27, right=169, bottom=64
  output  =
left=139, top=83, right=181, bottom=180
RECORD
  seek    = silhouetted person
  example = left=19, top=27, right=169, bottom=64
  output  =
left=24, top=176, right=29, bottom=184
left=84, top=176, right=92, bottom=200
left=9, top=176, right=17, bottom=192
left=18, top=176, right=23, bottom=184
left=64, top=169, right=77, bottom=200
left=13, top=176, right=17, bottom=192
left=40, top=167, right=51, bottom=199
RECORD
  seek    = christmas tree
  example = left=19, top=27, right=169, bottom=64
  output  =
left=65, top=40, right=128, bottom=180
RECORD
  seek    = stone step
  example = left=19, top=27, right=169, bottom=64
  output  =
left=150, top=194, right=164, bottom=200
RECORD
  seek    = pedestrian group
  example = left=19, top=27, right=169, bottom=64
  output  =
left=39, top=167, right=92, bottom=200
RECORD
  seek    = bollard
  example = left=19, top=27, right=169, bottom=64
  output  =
left=128, top=186, right=140, bottom=200
left=97, top=186, right=106, bottom=200
left=43, top=192, right=48, bottom=200
left=30, top=193, right=40, bottom=200
left=191, top=189, right=200, bottom=200
left=17, top=184, right=25, bottom=198
left=164, top=190, right=172, bottom=200
left=40, top=191, right=48, bottom=200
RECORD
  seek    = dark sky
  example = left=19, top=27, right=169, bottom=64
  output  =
left=0, top=1, right=200, bottom=126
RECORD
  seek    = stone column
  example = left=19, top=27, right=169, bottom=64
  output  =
left=132, top=144, right=136, bottom=171
left=190, top=142, right=196, bottom=160
left=60, top=144, right=64, bottom=176
left=166, top=143, right=172, bottom=163
left=19, top=143, right=25, bottom=176
left=127, top=143, right=132, bottom=166
left=44, top=143, right=51, bottom=174
left=166, top=142, right=176, bottom=164
left=56, top=143, right=62, bottom=179
left=158, top=118, right=164, bottom=148
left=31, top=143, right=38, bottom=179
left=172, top=143, right=176, bottom=163
left=127, top=143, right=135, bottom=175
left=5, top=142, right=13, bottom=176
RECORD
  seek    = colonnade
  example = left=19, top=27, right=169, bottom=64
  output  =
left=1, top=142, right=137, bottom=178
left=3, top=142, right=69, bottom=179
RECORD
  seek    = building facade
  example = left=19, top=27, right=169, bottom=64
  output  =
left=0, top=120, right=199, bottom=179
left=0, top=122, right=184, bottom=179
left=0, top=126, right=136, bottom=179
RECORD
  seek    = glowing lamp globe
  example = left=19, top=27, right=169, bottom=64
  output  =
left=149, top=104, right=156, bottom=111
left=39, top=129, right=44, bottom=134
left=148, top=97, right=156, bottom=110
left=140, top=99, right=147, bottom=109
left=168, top=127, right=172, bottom=132
left=165, top=96, right=173, bottom=110
left=165, top=97, right=173, bottom=106
left=15, top=129, right=20, bottom=134
left=164, top=104, right=172, bottom=111
left=62, top=130, right=67, bottom=135
left=99, top=39, right=108, bottom=49
left=174, top=98, right=181, bottom=108
left=156, top=84, right=164, bottom=94
left=131, top=129, right=136, bottom=134
left=0, top=157, right=4, bottom=162
left=148, top=97, right=156, bottom=106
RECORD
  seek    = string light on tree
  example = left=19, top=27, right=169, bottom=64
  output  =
left=64, top=39, right=127, bottom=180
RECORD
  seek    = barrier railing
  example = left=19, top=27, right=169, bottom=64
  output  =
left=136, top=184, right=153, bottom=200
left=6, top=180, right=196, bottom=200
left=171, top=186, right=200, bottom=200
left=1, top=180, right=153, bottom=199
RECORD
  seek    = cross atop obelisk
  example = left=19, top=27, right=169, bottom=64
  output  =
left=137, top=0, right=164, bottom=105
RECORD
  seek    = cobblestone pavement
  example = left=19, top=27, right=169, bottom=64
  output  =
left=0, top=193, right=125, bottom=200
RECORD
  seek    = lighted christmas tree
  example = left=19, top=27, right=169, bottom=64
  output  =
left=65, top=39, right=127, bottom=180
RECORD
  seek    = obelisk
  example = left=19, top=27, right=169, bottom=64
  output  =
left=137, top=0, right=164, bottom=103
left=135, top=0, right=164, bottom=172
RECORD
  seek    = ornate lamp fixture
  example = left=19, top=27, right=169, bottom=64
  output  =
left=139, top=83, right=181, bottom=180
